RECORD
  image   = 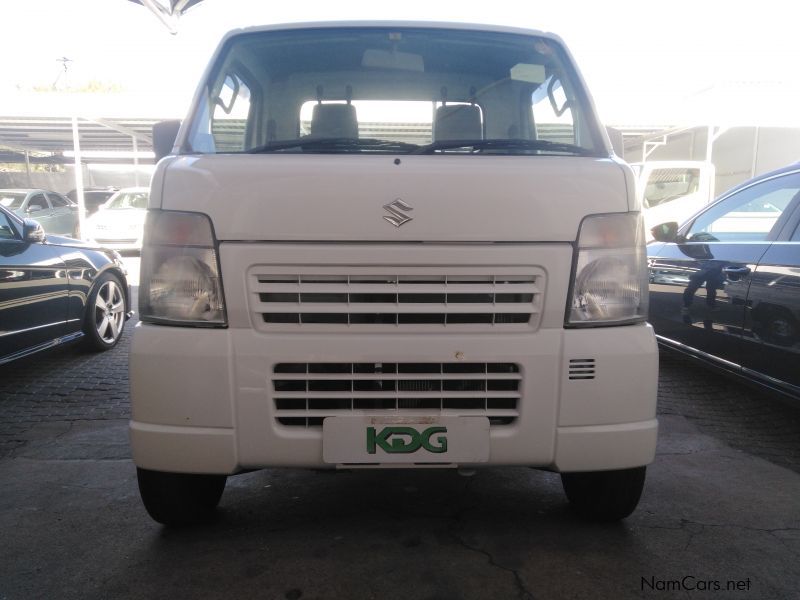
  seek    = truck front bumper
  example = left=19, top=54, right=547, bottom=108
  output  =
left=130, top=322, right=658, bottom=473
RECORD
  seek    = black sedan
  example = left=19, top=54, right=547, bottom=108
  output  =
left=0, top=205, right=130, bottom=365
left=648, top=162, right=800, bottom=399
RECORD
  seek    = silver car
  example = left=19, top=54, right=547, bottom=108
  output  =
left=0, top=189, right=79, bottom=237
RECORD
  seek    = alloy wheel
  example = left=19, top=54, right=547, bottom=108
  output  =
left=94, top=279, right=125, bottom=344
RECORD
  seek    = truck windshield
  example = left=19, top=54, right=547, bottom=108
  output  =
left=186, top=26, right=606, bottom=156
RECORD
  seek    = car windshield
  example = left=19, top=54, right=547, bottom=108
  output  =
left=0, top=192, right=27, bottom=209
left=86, top=192, right=115, bottom=202
left=644, top=168, right=701, bottom=207
left=105, top=192, right=148, bottom=210
left=186, top=26, right=605, bottom=156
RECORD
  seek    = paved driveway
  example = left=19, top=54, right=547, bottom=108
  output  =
left=1, top=288, right=799, bottom=599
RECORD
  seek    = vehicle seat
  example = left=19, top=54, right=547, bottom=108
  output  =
left=433, top=105, right=482, bottom=141
left=310, top=103, right=358, bottom=139
left=27, top=197, right=48, bottom=211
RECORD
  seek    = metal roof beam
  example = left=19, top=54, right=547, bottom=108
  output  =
left=173, top=0, right=196, bottom=13
left=0, top=139, right=54, bottom=154
left=135, top=0, right=179, bottom=34
left=85, top=118, right=152, bottom=144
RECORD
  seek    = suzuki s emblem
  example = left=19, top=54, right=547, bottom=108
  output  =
left=383, top=198, right=414, bottom=227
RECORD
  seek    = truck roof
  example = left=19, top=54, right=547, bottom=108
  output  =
left=220, top=20, right=562, bottom=45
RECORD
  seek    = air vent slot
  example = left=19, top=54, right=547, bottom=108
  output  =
left=568, top=358, right=596, bottom=380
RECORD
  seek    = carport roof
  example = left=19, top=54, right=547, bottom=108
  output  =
left=0, top=116, right=158, bottom=155
left=0, top=91, right=184, bottom=160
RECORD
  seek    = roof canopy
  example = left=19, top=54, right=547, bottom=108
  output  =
left=128, top=0, right=205, bottom=34
left=0, top=115, right=157, bottom=160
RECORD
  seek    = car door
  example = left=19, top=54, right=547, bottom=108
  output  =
left=648, top=172, right=797, bottom=369
left=46, top=192, right=78, bottom=237
left=0, top=209, right=69, bottom=362
left=739, top=178, right=800, bottom=394
left=23, top=192, right=54, bottom=232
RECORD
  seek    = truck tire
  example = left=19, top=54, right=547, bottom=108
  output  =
left=137, top=468, right=227, bottom=526
left=560, top=466, right=646, bottom=521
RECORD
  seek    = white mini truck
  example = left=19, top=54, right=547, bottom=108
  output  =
left=131, top=22, right=658, bottom=525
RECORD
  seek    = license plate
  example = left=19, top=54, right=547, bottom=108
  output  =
left=323, top=416, right=489, bottom=464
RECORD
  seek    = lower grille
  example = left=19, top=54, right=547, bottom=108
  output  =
left=272, top=362, right=522, bottom=428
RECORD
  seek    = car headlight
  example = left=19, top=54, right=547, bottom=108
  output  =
left=567, top=213, right=648, bottom=326
left=139, top=210, right=226, bottom=326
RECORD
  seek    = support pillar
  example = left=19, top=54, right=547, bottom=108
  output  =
left=71, top=116, right=87, bottom=240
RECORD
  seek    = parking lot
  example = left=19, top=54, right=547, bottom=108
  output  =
left=1, top=259, right=799, bottom=600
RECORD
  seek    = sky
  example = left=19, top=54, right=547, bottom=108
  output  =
left=3, top=0, right=800, bottom=125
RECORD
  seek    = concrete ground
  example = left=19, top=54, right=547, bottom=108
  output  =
left=1, top=267, right=799, bottom=599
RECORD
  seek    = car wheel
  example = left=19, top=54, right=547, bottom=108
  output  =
left=83, top=272, right=127, bottom=351
left=561, top=466, right=646, bottom=521
left=137, top=468, right=227, bottom=526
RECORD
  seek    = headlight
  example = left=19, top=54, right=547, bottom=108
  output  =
left=139, top=210, right=226, bottom=326
left=567, top=213, right=648, bottom=326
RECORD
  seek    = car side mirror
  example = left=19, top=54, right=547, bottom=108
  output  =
left=651, top=221, right=679, bottom=242
left=26, top=205, right=42, bottom=214
left=153, top=119, right=182, bottom=162
left=23, top=219, right=46, bottom=243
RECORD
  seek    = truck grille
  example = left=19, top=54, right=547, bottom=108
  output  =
left=250, top=270, right=543, bottom=330
left=272, top=362, right=521, bottom=428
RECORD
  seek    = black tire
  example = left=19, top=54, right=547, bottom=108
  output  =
left=137, top=468, right=227, bottom=526
left=561, top=466, right=646, bottom=522
left=82, top=272, right=127, bottom=351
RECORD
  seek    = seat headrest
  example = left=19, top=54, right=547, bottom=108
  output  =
left=433, top=105, right=482, bottom=141
left=310, top=103, right=358, bottom=139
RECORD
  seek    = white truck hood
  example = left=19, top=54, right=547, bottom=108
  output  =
left=156, top=155, right=631, bottom=242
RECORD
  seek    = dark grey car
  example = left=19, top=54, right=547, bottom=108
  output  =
left=66, top=187, right=119, bottom=216
left=647, top=163, right=800, bottom=399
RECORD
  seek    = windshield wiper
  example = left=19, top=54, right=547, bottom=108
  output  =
left=246, top=137, right=421, bottom=154
left=411, top=138, right=598, bottom=156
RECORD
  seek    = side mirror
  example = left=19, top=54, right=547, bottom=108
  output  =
left=23, top=219, right=46, bottom=243
left=26, top=205, right=42, bottom=214
left=651, top=221, right=679, bottom=243
left=153, top=119, right=182, bottom=162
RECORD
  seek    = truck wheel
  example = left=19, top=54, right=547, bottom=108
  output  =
left=137, top=468, right=227, bottom=526
left=83, top=272, right=127, bottom=351
left=560, top=466, right=646, bottom=521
